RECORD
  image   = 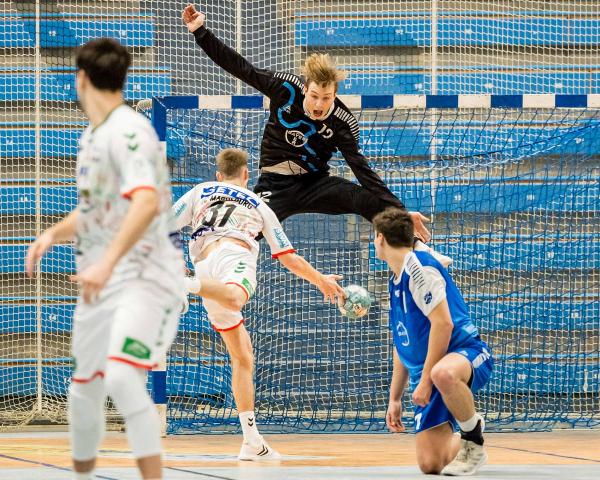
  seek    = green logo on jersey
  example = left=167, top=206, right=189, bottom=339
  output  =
left=241, top=278, right=255, bottom=298
left=234, top=261, right=247, bottom=274
left=127, top=142, right=139, bottom=151
left=122, top=337, right=151, bottom=360
left=124, top=132, right=136, bottom=139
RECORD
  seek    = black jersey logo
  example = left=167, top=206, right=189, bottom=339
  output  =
left=285, top=129, right=308, bottom=147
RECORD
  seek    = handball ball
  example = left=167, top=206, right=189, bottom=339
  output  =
left=338, top=284, right=372, bottom=319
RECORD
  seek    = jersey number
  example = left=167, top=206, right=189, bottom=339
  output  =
left=414, top=412, right=423, bottom=430
left=202, top=203, right=236, bottom=228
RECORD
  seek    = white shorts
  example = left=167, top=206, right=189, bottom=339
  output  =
left=195, top=242, right=257, bottom=332
left=71, top=280, right=182, bottom=383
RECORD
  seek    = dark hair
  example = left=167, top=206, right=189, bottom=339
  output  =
left=372, top=208, right=414, bottom=248
left=75, top=38, right=131, bottom=91
left=216, top=148, right=248, bottom=178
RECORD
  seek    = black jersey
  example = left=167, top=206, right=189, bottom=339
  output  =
left=193, top=26, right=404, bottom=209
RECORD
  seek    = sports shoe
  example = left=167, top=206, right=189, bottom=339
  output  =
left=414, top=240, right=453, bottom=268
left=238, top=438, right=281, bottom=461
left=442, top=418, right=487, bottom=476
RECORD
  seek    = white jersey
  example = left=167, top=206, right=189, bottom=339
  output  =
left=75, top=104, right=185, bottom=292
left=172, top=181, right=295, bottom=262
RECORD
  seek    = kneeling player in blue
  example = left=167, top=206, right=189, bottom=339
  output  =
left=372, top=208, right=493, bottom=476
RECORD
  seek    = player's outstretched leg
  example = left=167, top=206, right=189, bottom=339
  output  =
left=105, top=360, right=164, bottom=479
left=220, top=324, right=281, bottom=461
left=69, top=377, right=106, bottom=479
left=431, top=352, right=489, bottom=476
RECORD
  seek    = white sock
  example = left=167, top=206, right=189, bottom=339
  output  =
left=239, top=410, right=261, bottom=444
left=458, top=413, right=481, bottom=433
left=74, top=472, right=94, bottom=480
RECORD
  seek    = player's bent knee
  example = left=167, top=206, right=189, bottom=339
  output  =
left=431, top=364, right=458, bottom=393
left=105, top=361, right=152, bottom=418
left=418, top=457, right=445, bottom=475
left=225, top=285, right=247, bottom=311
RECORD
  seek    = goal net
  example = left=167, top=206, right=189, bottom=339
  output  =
left=160, top=95, right=600, bottom=433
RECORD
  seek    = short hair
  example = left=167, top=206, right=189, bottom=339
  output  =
left=75, top=38, right=131, bottom=91
left=301, top=53, right=347, bottom=91
left=216, top=148, right=248, bottom=178
left=372, top=208, right=414, bottom=248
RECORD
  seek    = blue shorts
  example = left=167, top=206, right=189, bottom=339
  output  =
left=413, top=342, right=493, bottom=434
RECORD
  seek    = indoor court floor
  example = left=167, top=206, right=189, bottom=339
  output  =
left=0, top=429, right=599, bottom=479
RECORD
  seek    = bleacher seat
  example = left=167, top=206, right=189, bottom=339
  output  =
left=338, top=66, right=598, bottom=95
left=3, top=123, right=593, bottom=160
left=471, top=299, right=599, bottom=330
left=2, top=180, right=596, bottom=219
left=0, top=13, right=155, bottom=48
left=0, top=68, right=171, bottom=101
left=368, top=235, right=599, bottom=271
left=295, top=12, right=599, bottom=48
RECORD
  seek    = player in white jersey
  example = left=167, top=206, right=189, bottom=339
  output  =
left=173, top=148, right=345, bottom=460
left=25, top=38, right=185, bottom=480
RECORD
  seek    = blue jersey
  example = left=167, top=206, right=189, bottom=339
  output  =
left=389, top=251, right=481, bottom=384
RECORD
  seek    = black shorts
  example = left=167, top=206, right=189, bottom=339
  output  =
left=253, top=172, right=396, bottom=223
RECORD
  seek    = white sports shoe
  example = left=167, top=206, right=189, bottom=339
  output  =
left=414, top=240, right=453, bottom=268
left=238, top=438, right=281, bottom=461
left=442, top=418, right=487, bottom=476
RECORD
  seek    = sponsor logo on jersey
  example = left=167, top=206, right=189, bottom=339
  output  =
left=200, top=185, right=260, bottom=207
left=395, top=320, right=410, bottom=347
left=285, top=129, right=308, bottom=147
left=273, top=228, right=289, bottom=248
left=234, top=261, right=247, bottom=274
left=424, top=291, right=433, bottom=304
left=122, top=337, right=151, bottom=360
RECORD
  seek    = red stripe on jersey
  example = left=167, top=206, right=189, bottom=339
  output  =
left=108, top=356, right=157, bottom=370
left=272, top=248, right=296, bottom=259
left=72, top=371, right=104, bottom=383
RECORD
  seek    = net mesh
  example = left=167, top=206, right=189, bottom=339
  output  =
left=1, top=0, right=599, bottom=431
left=166, top=105, right=600, bottom=432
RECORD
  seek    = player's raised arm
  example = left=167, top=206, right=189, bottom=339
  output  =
left=258, top=202, right=344, bottom=303
left=182, top=4, right=280, bottom=97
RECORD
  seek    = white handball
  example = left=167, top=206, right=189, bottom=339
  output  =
left=338, top=284, right=372, bottom=319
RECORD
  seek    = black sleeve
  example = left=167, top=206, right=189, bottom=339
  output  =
left=193, top=25, right=280, bottom=97
left=337, top=126, right=406, bottom=210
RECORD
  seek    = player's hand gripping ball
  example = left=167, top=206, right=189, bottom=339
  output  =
left=338, top=285, right=372, bottom=319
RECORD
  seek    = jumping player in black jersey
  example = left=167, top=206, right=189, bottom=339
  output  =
left=183, top=4, right=447, bottom=256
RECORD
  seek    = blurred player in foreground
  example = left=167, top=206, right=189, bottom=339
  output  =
left=173, top=148, right=344, bottom=460
left=26, top=38, right=186, bottom=480
left=373, top=208, right=493, bottom=476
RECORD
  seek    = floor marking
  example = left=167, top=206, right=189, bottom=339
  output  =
left=489, top=445, right=600, bottom=463
left=166, top=465, right=237, bottom=480
left=0, top=452, right=119, bottom=480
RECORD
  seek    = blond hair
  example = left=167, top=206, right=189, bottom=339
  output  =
left=301, top=53, right=347, bottom=91
left=216, top=148, right=248, bottom=178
